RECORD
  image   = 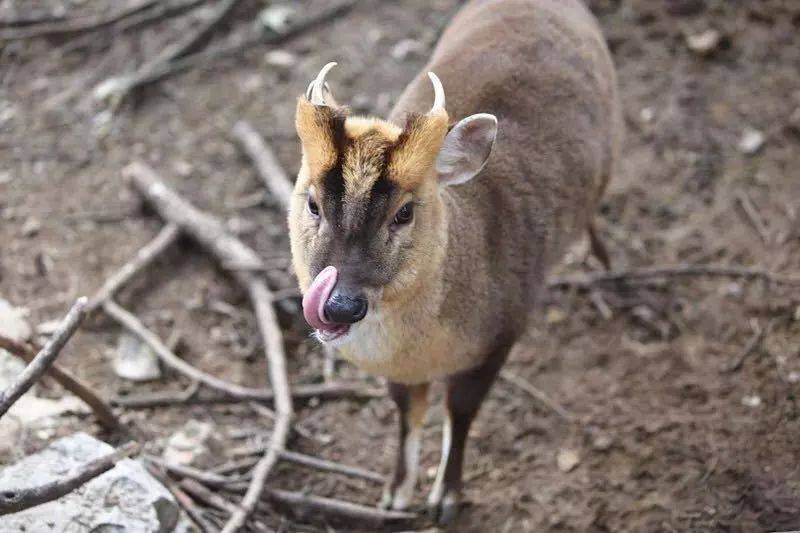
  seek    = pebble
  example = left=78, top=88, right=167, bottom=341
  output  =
left=741, top=395, right=761, bottom=408
left=738, top=127, right=765, bottom=155
left=556, top=448, right=581, bottom=472
left=259, top=4, right=295, bottom=34
left=391, top=39, right=425, bottom=61
left=112, top=333, right=162, bottom=382
left=265, top=49, right=297, bottom=69
left=685, top=29, right=721, bottom=55
left=21, top=216, right=41, bottom=237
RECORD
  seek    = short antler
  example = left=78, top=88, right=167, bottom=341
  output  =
left=427, top=72, right=446, bottom=114
left=306, top=62, right=338, bottom=106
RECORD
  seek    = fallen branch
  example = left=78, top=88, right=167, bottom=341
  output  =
left=125, top=161, right=294, bottom=531
left=179, top=478, right=240, bottom=514
left=146, top=463, right=214, bottom=533
left=0, top=334, right=120, bottom=431
left=231, top=121, right=293, bottom=211
left=499, top=370, right=574, bottom=422
left=97, top=0, right=358, bottom=103
left=261, top=489, right=416, bottom=527
left=548, top=265, right=800, bottom=291
left=720, top=319, right=767, bottom=373
left=87, top=223, right=180, bottom=313
left=147, top=456, right=242, bottom=489
left=0, top=298, right=88, bottom=419
left=103, top=300, right=277, bottom=402
left=0, top=441, right=139, bottom=515
left=119, top=0, right=207, bottom=33
left=0, top=0, right=158, bottom=40
left=111, top=381, right=382, bottom=408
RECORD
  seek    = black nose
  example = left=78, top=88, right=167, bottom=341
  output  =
left=323, top=289, right=368, bottom=324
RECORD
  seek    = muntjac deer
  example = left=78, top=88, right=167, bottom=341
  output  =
left=288, top=0, right=621, bottom=523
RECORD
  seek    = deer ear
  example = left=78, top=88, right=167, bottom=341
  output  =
left=435, top=114, right=497, bottom=186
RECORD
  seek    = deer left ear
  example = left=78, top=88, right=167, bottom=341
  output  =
left=435, top=113, right=497, bottom=186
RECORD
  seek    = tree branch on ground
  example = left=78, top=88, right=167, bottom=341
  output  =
left=0, top=298, right=88, bottom=420
left=0, top=441, right=139, bottom=515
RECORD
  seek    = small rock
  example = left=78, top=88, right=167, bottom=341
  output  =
left=0, top=298, right=32, bottom=342
left=721, top=282, right=742, bottom=298
left=738, top=127, right=765, bottom=155
left=639, top=107, right=655, bottom=123
left=391, top=39, right=425, bottom=61
left=556, top=448, right=581, bottom=472
left=0, top=433, right=179, bottom=532
left=0, top=171, right=11, bottom=184
left=264, top=49, right=297, bottom=69
left=787, top=371, right=800, bottom=384
left=741, top=395, right=761, bottom=408
left=545, top=307, right=567, bottom=325
left=163, top=420, right=217, bottom=465
left=21, top=216, right=41, bottom=237
left=173, top=160, right=193, bottom=177
left=113, top=333, right=162, bottom=382
left=685, top=29, right=720, bottom=56
left=259, top=4, right=295, bottom=34
left=591, top=432, right=613, bottom=451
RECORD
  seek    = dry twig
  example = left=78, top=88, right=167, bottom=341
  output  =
left=103, top=300, right=277, bottom=402
left=261, top=489, right=416, bottom=527
left=548, top=265, right=800, bottom=290
left=0, top=0, right=158, bottom=40
left=231, top=121, right=293, bottom=210
left=0, top=298, right=88, bottom=419
left=0, top=441, right=139, bottom=515
left=146, top=463, right=214, bottom=533
left=720, top=319, right=767, bottom=373
left=87, top=223, right=180, bottom=313
left=97, top=0, right=358, bottom=103
left=0, top=334, right=120, bottom=430
left=125, top=161, right=294, bottom=531
left=500, top=370, right=574, bottom=422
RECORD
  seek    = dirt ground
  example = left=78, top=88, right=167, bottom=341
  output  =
left=2, top=0, right=800, bottom=531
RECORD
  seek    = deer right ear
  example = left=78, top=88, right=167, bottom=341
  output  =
left=435, top=114, right=497, bottom=186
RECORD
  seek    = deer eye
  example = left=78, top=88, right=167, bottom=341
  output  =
left=307, top=195, right=320, bottom=218
left=392, top=202, right=414, bottom=226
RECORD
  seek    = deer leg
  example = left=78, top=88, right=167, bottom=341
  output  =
left=427, top=346, right=510, bottom=524
left=381, top=381, right=430, bottom=510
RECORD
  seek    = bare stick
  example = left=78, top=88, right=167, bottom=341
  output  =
left=98, top=0, right=358, bottom=102
left=0, top=0, right=158, bottom=40
left=119, top=0, right=207, bottom=33
left=0, top=298, right=88, bottom=419
left=720, top=319, right=766, bottom=373
left=111, top=381, right=382, bottom=408
left=158, top=0, right=240, bottom=63
left=125, top=161, right=295, bottom=531
left=103, top=300, right=276, bottom=402
left=146, top=456, right=242, bottom=489
left=279, top=450, right=384, bottom=483
left=180, top=478, right=240, bottom=514
left=735, top=191, right=771, bottom=245
left=87, top=223, right=180, bottom=313
left=146, top=463, right=214, bottom=533
left=231, top=121, right=293, bottom=211
left=0, top=441, right=139, bottom=515
left=548, top=265, right=800, bottom=290
left=0, top=334, right=120, bottom=430
left=261, top=489, right=416, bottom=526
left=499, top=370, right=574, bottom=422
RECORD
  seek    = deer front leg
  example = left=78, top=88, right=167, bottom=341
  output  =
left=427, top=347, right=509, bottom=524
left=381, top=381, right=430, bottom=511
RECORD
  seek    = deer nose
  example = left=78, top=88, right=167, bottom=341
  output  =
left=323, top=289, right=368, bottom=324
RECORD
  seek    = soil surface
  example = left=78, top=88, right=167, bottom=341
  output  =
left=2, top=0, right=800, bottom=531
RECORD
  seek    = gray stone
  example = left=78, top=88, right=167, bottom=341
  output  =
left=0, top=297, right=32, bottom=343
left=163, top=420, right=218, bottom=466
left=113, top=333, right=162, bottom=382
left=0, top=433, right=180, bottom=532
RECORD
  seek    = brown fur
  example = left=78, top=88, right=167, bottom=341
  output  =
left=289, top=0, right=621, bottom=514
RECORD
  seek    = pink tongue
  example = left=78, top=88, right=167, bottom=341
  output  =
left=302, top=266, right=338, bottom=332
